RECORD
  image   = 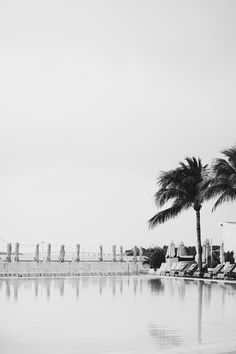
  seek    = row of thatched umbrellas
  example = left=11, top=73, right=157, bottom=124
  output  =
left=166, top=240, right=226, bottom=264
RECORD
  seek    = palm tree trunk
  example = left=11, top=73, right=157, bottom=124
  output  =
left=196, top=209, right=202, bottom=272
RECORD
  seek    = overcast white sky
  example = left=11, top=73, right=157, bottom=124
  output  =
left=0, top=0, right=236, bottom=250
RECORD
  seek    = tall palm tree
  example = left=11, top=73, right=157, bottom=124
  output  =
left=201, top=146, right=236, bottom=210
left=149, top=157, right=208, bottom=272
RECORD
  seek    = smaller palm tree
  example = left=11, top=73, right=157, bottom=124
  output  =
left=202, top=146, right=236, bottom=210
left=149, top=157, right=208, bottom=272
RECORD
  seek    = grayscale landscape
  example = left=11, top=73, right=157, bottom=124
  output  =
left=0, top=1, right=236, bottom=353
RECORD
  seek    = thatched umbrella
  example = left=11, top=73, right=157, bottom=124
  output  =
left=75, top=244, right=80, bottom=262
left=220, top=241, right=225, bottom=264
left=112, top=245, right=116, bottom=262
left=120, top=246, right=124, bottom=262
left=201, top=243, right=206, bottom=263
left=166, top=242, right=176, bottom=259
left=14, top=242, right=19, bottom=262
left=6, top=243, right=12, bottom=262
left=205, top=239, right=211, bottom=266
left=99, top=245, right=103, bottom=261
left=177, top=241, right=186, bottom=257
left=59, top=245, right=65, bottom=262
left=46, top=243, right=51, bottom=262
left=34, top=244, right=39, bottom=262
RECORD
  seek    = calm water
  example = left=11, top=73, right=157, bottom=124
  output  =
left=1, top=277, right=236, bottom=354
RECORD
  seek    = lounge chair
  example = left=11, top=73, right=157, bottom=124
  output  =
left=169, top=262, right=188, bottom=276
left=166, top=262, right=177, bottom=276
left=179, top=263, right=198, bottom=277
left=158, top=263, right=167, bottom=275
left=224, top=264, right=236, bottom=279
left=192, top=264, right=208, bottom=278
left=230, top=265, right=236, bottom=280
left=159, top=263, right=169, bottom=276
left=225, top=264, right=236, bottom=279
left=160, top=263, right=171, bottom=276
left=217, top=264, right=236, bottom=280
left=204, top=263, right=225, bottom=279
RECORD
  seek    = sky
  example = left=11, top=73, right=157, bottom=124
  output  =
left=0, top=0, right=236, bottom=251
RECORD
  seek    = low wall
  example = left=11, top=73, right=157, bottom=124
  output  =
left=0, top=260, right=147, bottom=277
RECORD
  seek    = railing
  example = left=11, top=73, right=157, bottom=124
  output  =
left=0, top=242, right=144, bottom=263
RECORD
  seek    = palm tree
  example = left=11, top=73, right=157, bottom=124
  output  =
left=201, top=146, right=236, bottom=210
left=149, top=157, right=208, bottom=272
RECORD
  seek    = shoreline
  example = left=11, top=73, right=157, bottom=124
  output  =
left=155, top=274, right=236, bottom=284
left=1, top=273, right=236, bottom=285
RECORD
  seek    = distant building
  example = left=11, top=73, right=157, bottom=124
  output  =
left=221, top=222, right=236, bottom=252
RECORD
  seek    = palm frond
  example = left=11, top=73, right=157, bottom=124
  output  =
left=158, top=169, right=183, bottom=188
left=201, top=181, right=230, bottom=201
left=148, top=203, right=188, bottom=229
left=199, top=178, right=213, bottom=191
left=212, top=189, right=236, bottom=211
left=221, top=146, right=236, bottom=170
left=213, top=158, right=236, bottom=177
left=149, top=156, right=207, bottom=228
left=154, top=187, right=187, bottom=207
left=179, top=157, right=207, bottom=184
left=228, top=174, right=236, bottom=185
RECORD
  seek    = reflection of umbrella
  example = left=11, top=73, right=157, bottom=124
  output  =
left=220, top=242, right=225, bottom=264
left=177, top=241, right=186, bottom=257
left=166, top=242, right=176, bottom=258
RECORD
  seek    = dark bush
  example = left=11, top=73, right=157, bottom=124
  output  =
left=224, top=251, right=234, bottom=264
left=149, top=248, right=166, bottom=270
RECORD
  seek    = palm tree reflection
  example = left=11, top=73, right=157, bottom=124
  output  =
left=148, top=279, right=205, bottom=346
left=197, top=281, right=203, bottom=343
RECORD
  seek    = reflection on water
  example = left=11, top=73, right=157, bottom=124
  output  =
left=1, top=277, right=236, bottom=354
left=2, top=277, right=150, bottom=300
left=35, top=280, right=38, bottom=298
left=149, top=325, right=182, bottom=348
left=198, top=281, right=203, bottom=343
left=149, top=278, right=165, bottom=293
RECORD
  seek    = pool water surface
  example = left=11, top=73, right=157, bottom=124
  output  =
left=0, top=277, right=236, bottom=354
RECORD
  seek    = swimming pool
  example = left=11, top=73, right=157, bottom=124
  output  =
left=0, top=277, right=236, bottom=353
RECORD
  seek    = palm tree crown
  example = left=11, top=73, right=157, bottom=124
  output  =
left=202, top=146, right=236, bottom=211
left=149, top=157, right=207, bottom=228
left=149, top=157, right=208, bottom=272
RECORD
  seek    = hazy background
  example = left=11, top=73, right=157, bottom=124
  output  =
left=0, top=0, right=235, bottom=250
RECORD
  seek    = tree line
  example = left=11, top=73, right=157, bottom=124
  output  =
left=148, top=145, right=236, bottom=271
